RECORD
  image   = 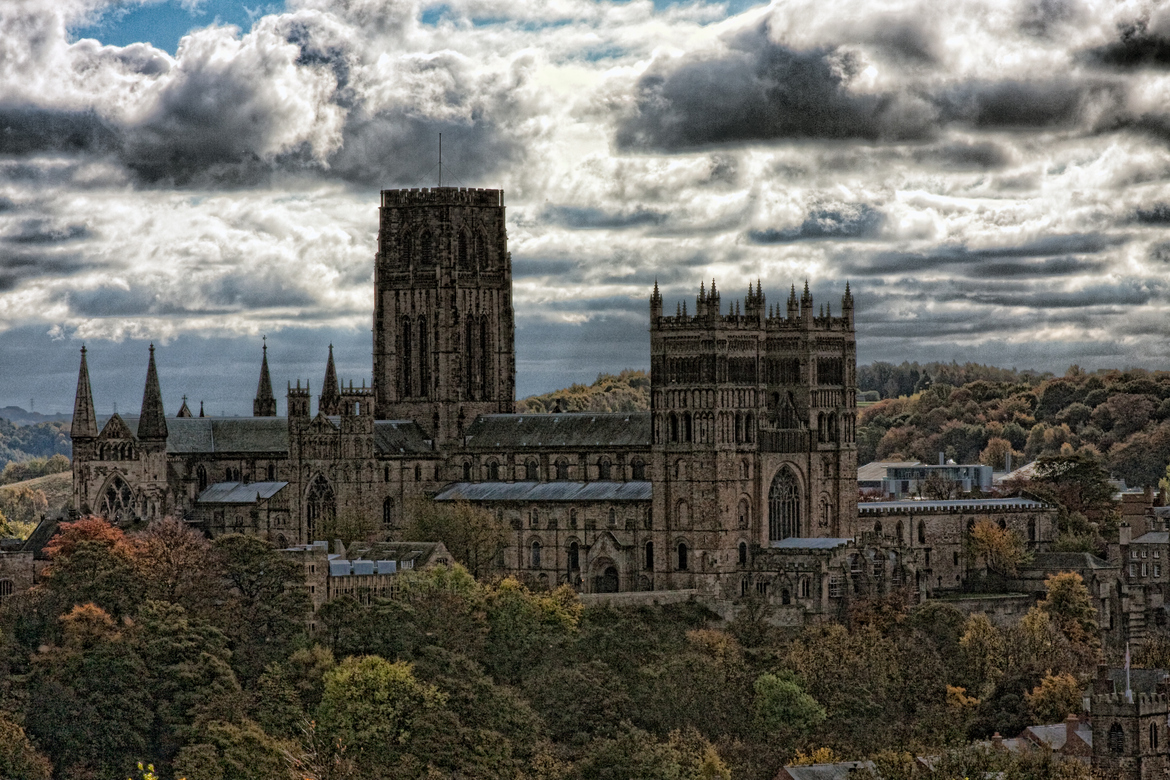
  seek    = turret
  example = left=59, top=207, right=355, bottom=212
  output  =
left=650, top=280, right=663, bottom=320
left=745, top=279, right=765, bottom=323
left=253, top=339, right=277, bottom=417
left=71, top=346, right=97, bottom=440
left=138, top=344, right=168, bottom=441
left=319, top=344, right=341, bottom=416
left=787, top=285, right=798, bottom=320
left=842, top=281, right=854, bottom=327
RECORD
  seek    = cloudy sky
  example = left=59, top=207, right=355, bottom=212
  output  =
left=2, top=0, right=1170, bottom=416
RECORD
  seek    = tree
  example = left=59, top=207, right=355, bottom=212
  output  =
left=316, top=656, right=445, bottom=771
left=1027, top=454, right=1118, bottom=522
left=0, top=712, right=52, bottom=780
left=1038, top=571, right=1100, bottom=654
left=922, top=471, right=961, bottom=500
left=958, top=613, right=1006, bottom=697
left=968, top=519, right=1031, bottom=576
left=753, top=671, right=826, bottom=735
left=317, top=509, right=377, bottom=547
left=404, top=498, right=508, bottom=580
left=980, top=437, right=1020, bottom=471
left=1025, top=672, right=1081, bottom=725
left=483, top=577, right=581, bottom=684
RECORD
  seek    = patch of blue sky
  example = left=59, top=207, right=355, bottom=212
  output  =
left=71, top=0, right=284, bottom=54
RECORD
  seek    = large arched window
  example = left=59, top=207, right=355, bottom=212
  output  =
left=525, top=459, right=539, bottom=480
left=400, top=230, right=414, bottom=265
left=568, top=541, right=580, bottom=571
left=418, top=229, right=434, bottom=266
left=677, top=542, right=689, bottom=571
left=400, top=317, right=413, bottom=397
left=458, top=229, right=471, bottom=270
left=196, top=465, right=207, bottom=492
left=632, top=459, right=646, bottom=480
left=383, top=497, right=396, bottom=529
left=530, top=540, right=541, bottom=569
left=768, top=468, right=801, bottom=541
left=738, top=542, right=747, bottom=566
left=306, top=475, right=335, bottom=541
left=99, top=476, right=135, bottom=524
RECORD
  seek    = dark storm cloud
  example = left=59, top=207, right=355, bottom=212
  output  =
left=4, top=219, right=90, bottom=244
left=749, top=204, right=883, bottom=243
left=1150, top=242, right=1170, bottom=264
left=615, top=23, right=937, bottom=151
left=1132, top=203, right=1170, bottom=224
left=1085, top=21, right=1170, bottom=69
left=540, top=205, right=668, bottom=229
left=0, top=249, right=86, bottom=292
left=915, top=139, right=1011, bottom=169
left=933, top=79, right=1103, bottom=129
left=841, top=234, right=1125, bottom=276
left=0, top=107, right=120, bottom=156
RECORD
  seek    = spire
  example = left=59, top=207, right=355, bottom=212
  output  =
left=138, top=344, right=168, bottom=441
left=320, top=344, right=341, bottom=415
left=71, top=346, right=97, bottom=439
left=199, top=400, right=205, bottom=418
left=254, top=338, right=277, bottom=417
left=700, top=280, right=706, bottom=301
left=177, top=395, right=192, bottom=418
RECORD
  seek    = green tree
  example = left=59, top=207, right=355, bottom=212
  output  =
left=483, top=577, right=581, bottom=684
left=316, top=656, right=446, bottom=771
left=1038, top=571, right=1100, bottom=656
left=753, top=671, right=826, bottom=735
left=0, top=712, right=52, bottom=780
left=404, top=498, right=509, bottom=580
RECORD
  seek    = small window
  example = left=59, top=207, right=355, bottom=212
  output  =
left=1143, top=549, right=1149, bottom=559
left=953, top=551, right=959, bottom=566
left=1132, top=549, right=1139, bottom=559
left=800, top=577, right=810, bottom=599
left=384, top=466, right=390, bottom=482
left=569, top=542, right=580, bottom=571
left=677, top=542, right=688, bottom=571
left=740, top=578, right=748, bottom=597
left=1027, top=518, right=1036, bottom=543
left=526, top=459, right=539, bottom=480
left=1152, top=722, right=1160, bottom=750
left=1156, top=549, right=1162, bottom=559
left=632, top=459, right=646, bottom=480
left=267, top=464, right=276, bottom=481
left=738, top=542, right=747, bottom=566
left=781, top=589, right=791, bottom=605
left=463, top=461, right=472, bottom=481
left=414, top=464, right=421, bottom=481
left=598, top=458, right=612, bottom=480
left=488, top=461, right=500, bottom=481
left=608, top=508, right=616, bottom=527
left=645, top=541, right=654, bottom=571
left=918, top=522, right=926, bottom=545
left=1130, top=563, right=1138, bottom=577
left=555, top=459, right=569, bottom=480
left=1143, top=563, right=1149, bottom=577
left=570, top=509, right=578, bottom=529
left=1156, top=564, right=1162, bottom=578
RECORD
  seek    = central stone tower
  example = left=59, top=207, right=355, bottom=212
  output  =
left=373, top=187, right=516, bottom=446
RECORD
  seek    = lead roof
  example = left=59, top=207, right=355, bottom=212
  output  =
left=463, top=412, right=651, bottom=449
left=434, top=481, right=652, bottom=502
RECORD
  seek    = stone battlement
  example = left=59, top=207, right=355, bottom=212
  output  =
left=381, top=187, right=502, bottom=208
left=1092, top=691, right=1170, bottom=716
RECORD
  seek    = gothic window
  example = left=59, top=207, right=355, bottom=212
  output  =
left=645, top=541, right=654, bottom=570
left=0, top=579, right=11, bottom=602
left=99, top=476, right=135, bottom=523
left=530, top=540, right=541, bottom=569
left=526, top=459, right=538, bottom=480
left=918, top=521, right=926, bottom=544
left=569, top=541, right=580, bottom=571
left=488, top=460, right=500, bottom=481
left=768, top=468, right=801, bottom=541
left=875, top=521, right=883, bottom=536
left=383, top=497, right=396, bottom=529
left=738, top=498, right=750, bottom=529
left=744, top=413, right=754, bottom=443
left=414, top=464, right=421, bottom=481
left=306, top=475, right=335, bottom=541
left=401, top=230, right=414, bottom=265
left=384, top=466, right=391, bottom=482
left=781, top=588, right=791, bottom=605
left=570, top=509, right=578, bottom=528
left=1152, top=722, right=1159, bottom=750
left=474, top=230, right=486, bottom=269
left=458, top=229, right=470, bottom=270
left=738, top=542, right=747, bottom=566
left=418, top=229, right=434, bottom=266
left=734, top=412, right=742, bottom=443
left=669, top=413, right=679, bottom=443
left=1109, top=722, right=1124, bottom=754
left=598, top=458, right=612, bottom=480
left=677, top=542, right=688, bottom=571
left=608, top=508, right=616, bottom=527
left=555, top=458, right=569, bottom=480
left=400, top=317, right=413, bottom=397
left=463, top=461, right=472, bottom=481
left=418, top=317, right=430, bottom=397
left=741, top=460, right=749, bottom=479
left=800, top=577, right=811, bottom=598
left=197, top=465, right=207, bottom=492
left=632, top=459, right=646, bottom=480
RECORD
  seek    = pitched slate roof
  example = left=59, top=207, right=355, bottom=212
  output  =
left=780, top=761, right=875, bottom=780
left=1133, top=532, right=1170, bottom=545
left=96, top=415, right=290, bottom=453
left=857, top=460, right=920, bottom=482
left=434, top=481, right=652, bottom=502
left=197, top=481, right=288, bottom=504
left=464, top=412, right=651, bottom=449
left=373, top=420, right=433, bottom=454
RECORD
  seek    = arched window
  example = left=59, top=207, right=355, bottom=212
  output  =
left=1109, top=722, right=1125, bottom=754
left=684, top=412, right=693, bottom=443
left=383, top=497, right=395, bottom=529
left=197, top=465, right=207, bottom=492
left=598, top=458, right=612, bottom=480
left=530, top=540, right=541, bottom=569
left=99, top=476, right=136, bottom=524
left=570, top=509, right=578, bottom=528
left=669, top=413, right=679, bottom=443
left=632, top=459, right=646, bottom=480
left=677, top=542, right=688, bottom=571
left=458, top=229, right=470, bottom=269
left=555, top=458, right=569, bottom=480
left=738, top=542, right=747, bottom=566
left=0, top=579, right=13, bottom=602
left=676, top=500, right=689, bottom=527
left=474, top=230, right=487, bottom=269
left=768, top=468, right=801, bottom=541
left=645, top=541, right=654, bottom=570
left=781, top=588, right=791, bottom=605
left=800, top=577, right=810, bottom=598
left=918, top=521, right=926, bottom=544
left=1152, top=722, right=1159, bottom=750
left=569, top=541, right=580, bottom=571
left=306, top=475, right=335, bottom=541
left=738, top=498, right=750, bottom=530
left=384, top=466, right=391, bottom=482
left=744, top=413, right=754, bottom=443
left=488, top=461, right=500, bottom=481
left=400, top=317, right=413, bottom=397
left=418, top=317, right=430, bottom=397
left=418, top=229, right=434, bottom=266
left=526, top=459, right=539, bottom=480
left=463, top=461, right=472, bottom=481
left=414, top=464, right=421, bottom=481
left=400, top=230, right=414, bottom=265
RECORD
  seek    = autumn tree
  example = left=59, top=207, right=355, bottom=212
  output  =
left=404, top=497, right=509, bottom=580
left=1038, top=571, right=1100, bottom=657
left=1025, top=672, right=1082, bottom=725
left=968, top=519, right=1032, bottom=577
left=0, top=712, right=52, bottom=780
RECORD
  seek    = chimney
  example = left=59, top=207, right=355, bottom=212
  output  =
left=1005, top=451, right=1012, bottom=473
left=991, top=733, right=1003, bottom=750
left=1120, top=522, right=1132, bottom=547
left=939, top=451, right=945, bottom=466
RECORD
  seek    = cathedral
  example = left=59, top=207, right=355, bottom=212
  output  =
left=70, top=185, right=906, bottom=606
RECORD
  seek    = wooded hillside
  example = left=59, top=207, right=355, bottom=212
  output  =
left=518, top=370, right=650, bottom=413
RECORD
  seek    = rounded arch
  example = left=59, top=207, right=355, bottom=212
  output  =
left=568, top=540, right=580, bottom=571
left=462, top=460, right=472, bottom=481
left=738, top=541, right=748, bottom=566
left=525, top=458, right=539, bottom=481
left=676, top=540, right=689, bottom=571
left=418, top=228, right=434, bottom=266
left=383, top=497, right=397, bottom=529
left=631, top=458, right=646, bottom=480
left=487, top=459, right=500, bottom=481
left=555, top=457, right=569, bottom=480
left=598, top=457, right=612, bottom=480
left=768, top=466, right=802, bottom=542
left=529, top=537, right=543, bottom=569
left=305, top=474, right=335, bottom=542
left=592, top=557, right=619, bottom=593
left=644, top=540, right=655, bottom=570
left=98, top=474, right=136, bottom=524
left=675, top=499, right=690, bottom=527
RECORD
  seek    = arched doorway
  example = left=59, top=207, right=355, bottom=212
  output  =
left=768, top=467, right=801, bottom=541
left=596, top=566, right=619, bottom=593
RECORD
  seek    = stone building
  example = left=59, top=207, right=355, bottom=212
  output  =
left=70, top=185, right=924, bottom=616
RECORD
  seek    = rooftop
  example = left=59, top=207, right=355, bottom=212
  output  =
left=464, top=412, right=651, bottom=449
left=197, top=481, right=288, bottom=504
left=859, top=497, right=1049, bottom=513
left=434, top=481, right=652, bottom=503
left=769, top=537, right=852, bottom=550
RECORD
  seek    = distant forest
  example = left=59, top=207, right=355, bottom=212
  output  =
left=0, top=419, right=70, bottom=472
